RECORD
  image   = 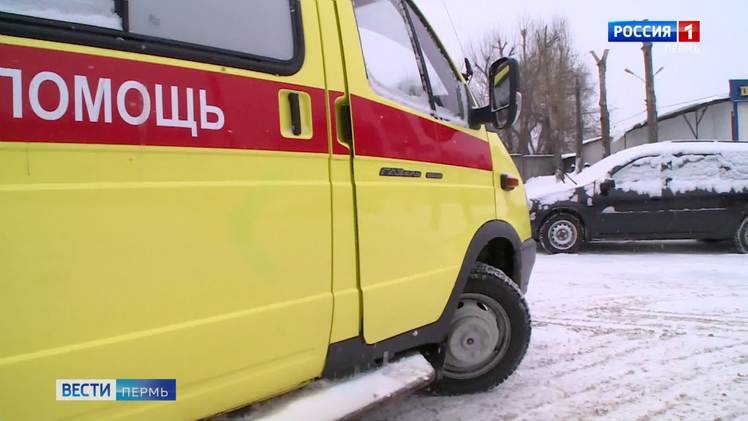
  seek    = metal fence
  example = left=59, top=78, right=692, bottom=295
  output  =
left=511, top=154, right=557, bottom=180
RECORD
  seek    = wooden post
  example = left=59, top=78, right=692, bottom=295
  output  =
left=590, top=49, right=611, bottom=157
left=642, top=42, right=658, bottom=143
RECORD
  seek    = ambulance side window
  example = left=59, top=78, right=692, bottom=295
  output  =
left=352, top=0, right=431, bottom=114
left=128, top=0, right=294, bottom=61
left=0, top=0, right=302, bottom=74
left=0, top=0, right=122, bottom=29
left=404, top=1, right=467, bottom=124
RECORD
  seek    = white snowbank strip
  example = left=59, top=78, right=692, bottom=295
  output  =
left=247, top=354, right=434, bottom=421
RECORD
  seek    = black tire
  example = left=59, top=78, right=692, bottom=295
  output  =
left=539, top=212, right=584, bottom=254
left=735, top=216, right=748, bottom=254
left=430, top=262, right=531, bottom=395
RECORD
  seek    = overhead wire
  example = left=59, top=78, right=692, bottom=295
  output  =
left=438, top=0, right=468, bottom=61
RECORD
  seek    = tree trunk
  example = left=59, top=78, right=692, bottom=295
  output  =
left=517, top=28, right=530, bottom=155
left=574, top=76, right=584, bottom=173
left=501, top=127, right=514, bottom=152
left=590, top=49, right=611, bottom=158
left=642, top=42, right=658, bottom=143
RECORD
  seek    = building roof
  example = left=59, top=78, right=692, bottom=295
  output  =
left=583, top=136, right=602, bottom=145
left=561, top=137, right=603, bottom=159
left=624, top=96, right=730, bottom=135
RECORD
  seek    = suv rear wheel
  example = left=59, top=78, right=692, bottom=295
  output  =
left=539, top=213, right=584, bottom=254
left=430, top=262, right=531, bottom=395
left=735, top=216, right=748, bottom=254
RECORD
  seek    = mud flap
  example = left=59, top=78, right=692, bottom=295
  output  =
left=216, top=354, right=434, bottom=421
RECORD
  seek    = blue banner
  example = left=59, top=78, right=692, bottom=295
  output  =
left=115, top=379, right=176, bottom=401
left=608, top=21, right=678, bottom=42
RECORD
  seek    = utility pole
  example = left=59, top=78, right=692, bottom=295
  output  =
left=642, top=42, right=658, bottom=143
left=590, top=49, right=611, bottom=158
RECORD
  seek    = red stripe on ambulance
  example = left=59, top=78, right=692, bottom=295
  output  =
left=350, top=95, right=493, bottom=171
left=0, top=43, right=328, bottom=154
left=0, top=43, right=492, bottom=171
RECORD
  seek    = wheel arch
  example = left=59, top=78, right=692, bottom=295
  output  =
left=321, top=220, right=529, bottom=378
left=538, top=207, right=588, bottom=240
left=472, top=221, right=523, bottom=289
left=740, top=202, right=748, bottom=221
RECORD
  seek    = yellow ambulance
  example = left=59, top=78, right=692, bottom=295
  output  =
left=0, top=0, right=535, bottom=419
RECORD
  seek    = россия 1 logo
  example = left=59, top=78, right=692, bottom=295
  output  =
left=609, top=20, right=700, bottom=42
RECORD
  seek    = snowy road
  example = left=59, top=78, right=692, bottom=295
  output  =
left=364, top=241, right=748, bottom=421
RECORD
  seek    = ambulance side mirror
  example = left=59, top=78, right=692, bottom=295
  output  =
left=469, top=57, right=520, bottom=130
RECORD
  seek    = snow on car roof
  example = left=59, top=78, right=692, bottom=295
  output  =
left=579, top=140, right=747, bottom=181
left=526, top=140, right=748, bottom=200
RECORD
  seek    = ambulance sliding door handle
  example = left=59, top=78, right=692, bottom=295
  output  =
left=278, top=89, right=312, bottom=139
left=288, top=92, right=302, bottom=136
left=334, top=96, right=353, bottom=148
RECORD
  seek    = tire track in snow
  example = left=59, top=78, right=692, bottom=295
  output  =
left=511, top=335, right=748, bottom=421
left=363, top=249, right=748, bottom=421
left=536, top=316, right=748, bottom=334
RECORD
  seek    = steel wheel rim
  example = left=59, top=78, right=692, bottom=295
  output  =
left=443, top=293, right=512, bottom=380
left=548, top=220, right=577, bottom=250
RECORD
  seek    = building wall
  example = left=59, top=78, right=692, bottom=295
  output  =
left=581, top=140, right=605, bottom=165
left=518, top=98, right=747, bottom=177
left=618, top=101, right=734, bottom=152
left=511, top=154, right=556, bottom=180
left=738, top=102, right=748, bottom=140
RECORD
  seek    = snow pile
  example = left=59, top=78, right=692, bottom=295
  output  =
left=524, top=175, right=577, bottom=205
left=0, top=0, right=121, bottom=29
left=525, top=175, right=597, bottom=206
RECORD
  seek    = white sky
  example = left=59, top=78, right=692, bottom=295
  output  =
left=416, top=0, right=748, bottom=137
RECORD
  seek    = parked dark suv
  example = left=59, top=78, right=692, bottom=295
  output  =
left=527, top=141, right=748, bottom=254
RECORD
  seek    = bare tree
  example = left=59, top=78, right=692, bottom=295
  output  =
left=536, top=24, right=564, bottom=179
left=469, top=30, right=516, bottom=150
left=470, top=17, right=595, bottom=162
left=590, top=49, right=611, bottom=158
left=470, top=30, right=515, bottom=105
left=517, top=23, right=532, bottom=155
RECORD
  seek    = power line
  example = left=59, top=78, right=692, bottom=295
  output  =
left=438, top=0, right=467, bottom=61
left=658, top=93, right=727, bottom=112
left=613, top=110, right=647, bottom=125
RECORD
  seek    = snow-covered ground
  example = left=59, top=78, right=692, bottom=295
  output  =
left=364, top=241, right=748, bottom=421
